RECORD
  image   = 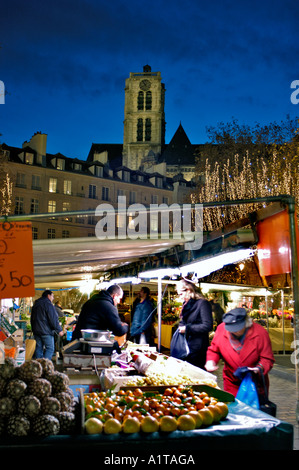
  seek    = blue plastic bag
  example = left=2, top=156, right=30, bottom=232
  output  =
left=236, top=372, right=260, bottom=409
left=170, top=328, right=190, bottom=360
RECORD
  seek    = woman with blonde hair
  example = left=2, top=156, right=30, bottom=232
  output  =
left=175, top=278, right=213, bottom=369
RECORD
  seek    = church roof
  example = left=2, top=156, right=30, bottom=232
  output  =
left=160, top=123, right=197, bottom=165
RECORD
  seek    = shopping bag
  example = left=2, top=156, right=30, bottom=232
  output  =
left=170, top=328, right=190, bottom=360
left=140, top=332, right=147, bottom=344
left=258, top=372, right=277, bottom=417
left=236, top=372, right=260, bottom=409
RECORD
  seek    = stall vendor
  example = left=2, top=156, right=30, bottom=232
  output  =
left=72, top=284, right=129, bottom=340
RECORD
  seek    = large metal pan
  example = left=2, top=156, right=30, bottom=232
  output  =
left=81, top=329, right=111, bottom=341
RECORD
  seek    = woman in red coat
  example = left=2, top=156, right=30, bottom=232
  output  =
left=205, top=308, right=274, bottom=397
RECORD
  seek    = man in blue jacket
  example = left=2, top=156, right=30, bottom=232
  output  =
left=130, top=287, right=154, bottom=344
left=31, top=290, right=64, bottom=360
left=72, top=284, right=129, bottom=340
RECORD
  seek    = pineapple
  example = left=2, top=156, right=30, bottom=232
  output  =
left=37, top=358, right=55, bottom=376
left=32, top=414, right=60, bottom=436
left=41, top=397, right=61, bottom=416
left=28, top=378, right=52, bottom=400
left=18, top=395, right=41, bottom=419
left=0, top=357, right=17, bottom=380
left=17, top=360, right=43, bottom=383
left=6, top=378, right=27, bottom=400
left=0, top=417, right=6, bottom=436
left=0, top=377, right=7, bottom=398
left=55, top=391, right=74, bottom=412
left=7, top=415, right=31, bottom=436
left=57, top=411, right=76, bottom=434
left=47, top=371, right=69, bottom=394
left=0, top=396, right=16, bottom=417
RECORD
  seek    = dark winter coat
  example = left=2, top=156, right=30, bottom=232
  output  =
left=31, top=297, right=63, bottom=336
left=179, top=297, right=213, bottom=368
left=72, top=290, right=129, bottom=340
left=130, top=298, right=154, bottom=342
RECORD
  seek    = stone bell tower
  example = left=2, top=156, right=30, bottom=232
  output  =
left=122, top=65, right=166, bottom=170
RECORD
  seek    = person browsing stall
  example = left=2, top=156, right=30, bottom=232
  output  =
left=31, top=290, right=64, bottom=360
left=72, top=284, right=129, bottom=340
left=176, top=279, right=213, bottom=369
left=130, top=287, right=154, bottom=344
left=205, top=307, right=275, bottom=397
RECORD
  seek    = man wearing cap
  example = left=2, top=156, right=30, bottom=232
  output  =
left=205, top=308, right=274, bottom=396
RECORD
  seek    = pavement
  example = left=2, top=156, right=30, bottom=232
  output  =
left=212, top=353, right=299, bottom=450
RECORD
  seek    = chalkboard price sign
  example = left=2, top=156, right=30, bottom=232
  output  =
left=0, top=222, right=35, bottom=299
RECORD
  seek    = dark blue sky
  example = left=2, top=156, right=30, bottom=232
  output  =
left=1, top=0, right=298, bottom=159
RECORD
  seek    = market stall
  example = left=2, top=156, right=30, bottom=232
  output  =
left=0, top=195, right=298, bottom=452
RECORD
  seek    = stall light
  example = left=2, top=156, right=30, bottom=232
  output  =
left=79, top=278, right=98, bottom=297
left=180, top=249, right=255, bottom=279
left=138, top=267, right=181, bottom=279
left=107, top=277, right=141, bottom=285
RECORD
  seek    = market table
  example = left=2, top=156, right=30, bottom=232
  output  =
left=0, top=400, right=293, bottom=455
left=154, top=323, right=173, bottom=348
left=268, top=327, right=294, bottom=352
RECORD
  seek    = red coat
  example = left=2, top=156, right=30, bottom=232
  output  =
left=206, top=322, right=275, bottom=396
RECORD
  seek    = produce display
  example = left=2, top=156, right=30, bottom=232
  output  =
left=84, top=385, right=229, bottom=435
left=0, top=357, right=78, bottom=437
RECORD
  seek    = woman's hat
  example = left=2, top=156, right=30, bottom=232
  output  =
left=223, top=308, right=247, bottom=333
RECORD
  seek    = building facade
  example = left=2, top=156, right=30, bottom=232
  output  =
left=2, top=65, right=199, bottom=240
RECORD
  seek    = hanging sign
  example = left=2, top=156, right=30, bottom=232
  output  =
left=256, top=209, right=299, bottom=276
left=0, top=221, right=35, bottom=299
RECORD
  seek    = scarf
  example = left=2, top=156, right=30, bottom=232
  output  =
left=229, top=329, right=248, bottom=353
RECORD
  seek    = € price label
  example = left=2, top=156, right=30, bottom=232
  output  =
left=0, top=221, right=35, bottom=299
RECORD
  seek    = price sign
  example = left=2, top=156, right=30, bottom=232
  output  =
left=0, top=221, right=35, bottom=299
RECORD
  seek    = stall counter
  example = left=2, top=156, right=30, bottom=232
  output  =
left=0, top=400, right=293, bottom=454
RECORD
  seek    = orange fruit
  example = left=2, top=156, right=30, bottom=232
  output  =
left=84, top=417, right=103, bottom=434
left=198, top=407, right=214, bottom=426
left=159, top=415, right=178, bottom=432
left=188, top=410, right=203, bottom=429
left=122, top=416, right=141, bottom=434
left=208, top=404, right=222, bottom=423
left=140, top=416, right=159, bottom=433
left=177, top=414, right=196, bottom=431
left=104, top=418, right=122, bottom=434
left=214, top=402, right=229, bottom=420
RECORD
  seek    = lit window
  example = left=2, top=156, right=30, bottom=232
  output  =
left=49, top=178, right=57, bottom=193
left=25, top=153, right=34, bottom=165
left=56, top=158, right=65, bottom=170
left=64, top=180, right=72, bottom=195
left=48, top=200, right=56, bottom=213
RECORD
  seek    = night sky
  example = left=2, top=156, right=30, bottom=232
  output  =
left=1, top=0, right=298, bottom=159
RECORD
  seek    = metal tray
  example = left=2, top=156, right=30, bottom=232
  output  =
left=81, top=329, right=111, bottom=341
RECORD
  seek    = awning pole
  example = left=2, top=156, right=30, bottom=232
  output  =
left=287, top=199, right=299, bottom=423
left=157, top=275, right=162, bottom=352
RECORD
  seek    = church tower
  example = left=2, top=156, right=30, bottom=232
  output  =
left=122, top=65, right=166, bottom=170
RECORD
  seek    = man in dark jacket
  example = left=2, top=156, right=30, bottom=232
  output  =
left=72, top=284, right=129, bottom=340
left=31, top=290, right=64, bottom=360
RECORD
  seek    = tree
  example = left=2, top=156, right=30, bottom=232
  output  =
left=191, top=117, right=299, bottom=231
left=0, top=141, right=13, bottom=216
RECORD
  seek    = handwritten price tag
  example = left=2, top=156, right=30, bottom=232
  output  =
left=0, top=221, right=35, bottom=299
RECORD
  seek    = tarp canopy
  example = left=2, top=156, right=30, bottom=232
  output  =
left=32, top=237, right=189, bottom=289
